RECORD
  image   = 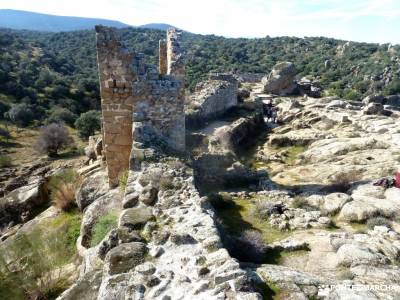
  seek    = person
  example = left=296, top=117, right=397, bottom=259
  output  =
left=271, top=106, right=278, bottom=123
left=395, top=170, right=400, bottom=188
left=263, top=100, right=274, bottom=122
left=373, top=169, right=400, bottom=189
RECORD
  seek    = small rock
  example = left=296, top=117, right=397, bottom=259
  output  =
left=150, top=246, right=165, bottom=258
left=104, top=242, right=147, bottom=275
left=122, top=192, right=139, bottom=209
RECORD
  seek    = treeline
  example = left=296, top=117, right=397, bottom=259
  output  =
left=0, top=27, right=399, bottom=127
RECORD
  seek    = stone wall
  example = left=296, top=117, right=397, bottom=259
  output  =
left=234, top=72, right=265, bottom=83
left=186, top=74, right=238, bottom=128
left=95, top=26, right=185, bottom=187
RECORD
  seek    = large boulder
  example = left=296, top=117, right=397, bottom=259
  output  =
left=118, top=206, right=154, bottom=229
left=104, top=242, right=147, bottom=275
left=57, top=270, right=103, bottom=300
left=262, top=62, right=297, bottom=95
left=75, top=171, right=109, bottom=211
left=0, top=178, right=49, bottom=231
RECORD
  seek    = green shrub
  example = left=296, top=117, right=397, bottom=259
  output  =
left=74, top=110, right=101, bottom=139
left=0, top=127, right=11, bottom=141
left=119, top=170, right=129, bottom=192
left=91, top=213, right=118, bottom=247
left=0, top=155, right=11, bottom=168
left=366, top=217, right=392, bottom=229
left=46, top=107, right=77, bottom=126
left=6, top=103, right=35, bottom=127
left=291, top=196, right=309, bottom=209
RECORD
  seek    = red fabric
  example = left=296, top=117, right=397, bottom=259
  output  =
left=395, top=172, right=400, bottom=188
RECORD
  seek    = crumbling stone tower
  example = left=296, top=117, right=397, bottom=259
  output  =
left=95, top=26, right=185, bottom=187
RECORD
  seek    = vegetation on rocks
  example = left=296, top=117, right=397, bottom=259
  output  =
left=0, top=209, right=81, bottom=300
left=90, top=212, right=118, bottom=247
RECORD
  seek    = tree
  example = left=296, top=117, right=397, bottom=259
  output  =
left=74, top=110, right=101, bottom=139
left=34, top=123, right=73, bottom=157
left=46, top=107, right=77, bottom=126
left=0, top=127, right=11, bottom=142
left=6, top=103, right=35, bottom=127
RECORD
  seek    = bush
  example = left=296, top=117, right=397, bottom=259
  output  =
left=49, top=169, right=81, bottom=211
left=74, top=110, right=101, bottom=139
left=226, top=230, right=268, bottom=263
left=0, top=127, right=11, bottom=141
left=251, top=200, right=274, bottom=220
left=6, top=103, right=34, bottom=126
left=91, top=213, right=118, bottom=247
left=34, top=123, right=74, bottom=157
left=291, top=196, right=310, bottom=209
left=46, top=107, right=77, bottom=126
left=325, top=170, right=360, bottom=193
left=0, top=155, right=11, bottom=168
left=366, top=217, right=392, bottom=229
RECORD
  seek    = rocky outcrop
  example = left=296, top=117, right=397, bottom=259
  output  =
left=262, top=62, right=297, bottom=95
left=60, top=159, right=262, bottom=299
left=0, top=176, right=49, bottom=233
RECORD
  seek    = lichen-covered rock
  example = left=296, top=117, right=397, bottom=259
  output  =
left=0, top=177, right=48, bottom=231
left=104, top=242, right=147, bottom=275
left=75, top=171, right=109, bottom=211
left=57, top=270, right=102, bottom=300
left=118, top=206, right=154, bottom=229
left=139, top=185, right=158, bottom=206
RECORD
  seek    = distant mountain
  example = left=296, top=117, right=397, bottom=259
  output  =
left=0, top=9, right=180, bottom=32
left=0, top=9, right=130, bottom=32
left=139, top=23, right=177, bottom=31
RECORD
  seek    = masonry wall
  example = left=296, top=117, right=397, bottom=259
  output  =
left=186, top=74, right=238, bottom=128
left=95, top=26, right=185, bottom=187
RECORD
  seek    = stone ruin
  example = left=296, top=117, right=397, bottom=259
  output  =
left=186, top=73, right=238, bottom=128
left=95, top=26, right=185, bottom=187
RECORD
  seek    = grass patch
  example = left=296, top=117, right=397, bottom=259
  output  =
left=119, top=170, right=129, bottom=192
left=350, top=222, right=368, bottom=233
left=0, top=155, right=12, bottom=168
left=0, top=209, right=82, bottom=300
left=90, top=212, right=118, bottom=247
left=215, top=197, right=291, bottom=244
left=283, top=145, right=306, bottom=165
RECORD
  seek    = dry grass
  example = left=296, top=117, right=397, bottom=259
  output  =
left=50, top=169, right=82, bottom=212
left=52, top=183, right=79, bottom=211
left=325, top=170, right=361, bottom=193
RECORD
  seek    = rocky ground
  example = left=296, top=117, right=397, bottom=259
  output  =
left=229, top=86, right=400, bottom=299
left=2, top=77, right=400, bottom=299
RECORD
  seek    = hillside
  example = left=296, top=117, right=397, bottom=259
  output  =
left=0, top=9, right=130, bottom=32
left=0, top=26, right=399, bottom=127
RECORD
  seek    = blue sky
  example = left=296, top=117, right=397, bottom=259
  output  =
left=1, top=0, right=400, bottom=44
